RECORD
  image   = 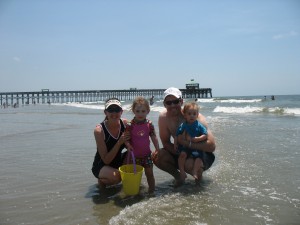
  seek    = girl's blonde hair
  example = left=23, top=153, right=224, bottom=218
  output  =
left=131, top=96, right=150, bottom=111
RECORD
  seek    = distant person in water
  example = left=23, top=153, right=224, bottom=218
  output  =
left=174, top=101, right=208, bottom=183
left=271, top=95, right=275, bottom=100
left=149, top=96, right=154, bottom=105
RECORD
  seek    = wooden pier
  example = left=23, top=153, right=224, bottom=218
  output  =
left=0, top=88, right=212, bottom=106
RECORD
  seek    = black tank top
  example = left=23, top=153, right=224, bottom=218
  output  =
left=93, top=119, right=126, bottom=169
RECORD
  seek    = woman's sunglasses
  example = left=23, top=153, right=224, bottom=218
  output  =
left=164, top=99, right=180, bottom=106
left=106, top=107, right=122, bottom=113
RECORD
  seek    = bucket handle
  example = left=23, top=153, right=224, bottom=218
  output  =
left=127, top=151, right=137, bottom=174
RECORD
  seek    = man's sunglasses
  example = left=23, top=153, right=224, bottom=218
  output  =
left=106, top=107, right=122, bottom=113
left=164, top=99, right=180, bottom=106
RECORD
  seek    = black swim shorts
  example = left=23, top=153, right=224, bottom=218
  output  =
left=173, top=151, right=215, bottom=171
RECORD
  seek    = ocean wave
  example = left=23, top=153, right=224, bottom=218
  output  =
left=215, top=99, right=262, bottom=103
left=213, top=106, right=300, bottom=115
left=53, top=102, right=105, bottom=110
left=196, top=98, right=216, bottom=103
left=54, top=102, right=166, bottom=113
left=53, top=99, right=300, bottom=116
left=193, top=98, right=262, bottom=103
left=283, top=108, right=300, bottom=115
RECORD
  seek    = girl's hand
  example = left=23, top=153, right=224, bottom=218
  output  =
left=124, top=131, right=131, bottom=142
left=118, top=134, right=127, bottom=145
left=127, top=145, right=134, bottom=152
left=151, top=149, right=159, bottom=163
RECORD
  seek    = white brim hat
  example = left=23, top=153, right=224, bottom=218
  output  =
left=163, top=87, right=182, bottom=100
left=105, top=99, right=122, bottom=109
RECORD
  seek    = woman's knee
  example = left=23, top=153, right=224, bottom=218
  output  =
left=99, top=167, right=121, bottom=184
left=111, top=170, right=121, bottom=183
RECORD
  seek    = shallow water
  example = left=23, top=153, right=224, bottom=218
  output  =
left=1, top=95, right=299, bottom=225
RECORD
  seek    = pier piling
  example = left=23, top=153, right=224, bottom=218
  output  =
left=0, top=88, right=212, bottom=105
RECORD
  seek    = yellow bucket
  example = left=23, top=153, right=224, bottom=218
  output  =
left=119, top=164, right=144, bottom=196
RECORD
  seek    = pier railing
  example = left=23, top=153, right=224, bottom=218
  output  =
left=0, top=88, right=212, bottom=105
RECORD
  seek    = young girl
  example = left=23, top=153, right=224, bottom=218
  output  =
left=125, top=96, right=160, bottom=194
left=174, top=101, right=208, bottom=183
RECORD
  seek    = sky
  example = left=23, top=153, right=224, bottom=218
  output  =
left=0, top=0, right=299, bottom=97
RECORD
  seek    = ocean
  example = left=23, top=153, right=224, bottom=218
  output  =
left=0, top=95, right=299, bottom=225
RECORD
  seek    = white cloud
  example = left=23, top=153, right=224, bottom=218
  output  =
left=272, top=31, right=298, bottom=40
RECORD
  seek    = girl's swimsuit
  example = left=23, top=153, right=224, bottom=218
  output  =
left=126, top=118, right=156, bottom=167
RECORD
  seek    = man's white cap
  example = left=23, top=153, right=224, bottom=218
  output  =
left=163, top=87, right=182, bottom=100
left=105, top=99, right=122, bottom=109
